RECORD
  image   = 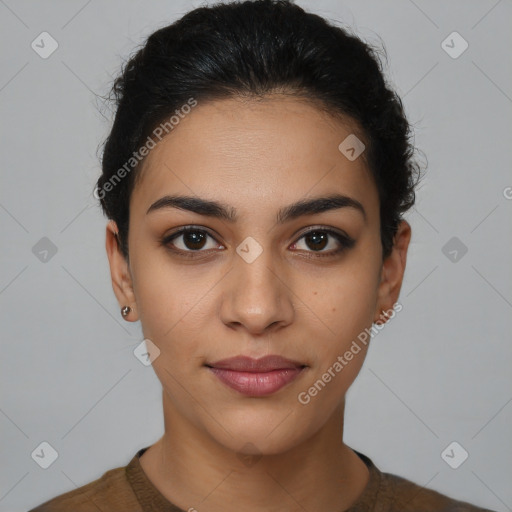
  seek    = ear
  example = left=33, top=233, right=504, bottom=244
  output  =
left=105, top=220, right=138, bottom=322
left=373, top=220, right=411, bottom=325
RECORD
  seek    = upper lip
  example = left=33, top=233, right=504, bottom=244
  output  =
left=206, top=355, right=305, bottom=372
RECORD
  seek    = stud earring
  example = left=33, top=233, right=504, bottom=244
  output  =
left=121, top=306, right=132, bottom=318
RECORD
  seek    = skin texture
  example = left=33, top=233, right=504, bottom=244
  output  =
left=105, top=95, right=411, bottom=512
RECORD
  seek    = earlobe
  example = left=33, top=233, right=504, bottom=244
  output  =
left=105, top=220, right=138, bottom=321
left=373, top=220, right=411, bottom=324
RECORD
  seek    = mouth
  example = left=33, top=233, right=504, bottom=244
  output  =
left=205, top=355, right=307, bottom=397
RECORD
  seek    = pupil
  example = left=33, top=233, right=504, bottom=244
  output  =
left=307, top=231, right=327, bottom=251
left=184, top=231, right=205, bottom=250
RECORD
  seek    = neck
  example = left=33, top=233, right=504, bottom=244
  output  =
left=140, top=391, right=370, bottom=512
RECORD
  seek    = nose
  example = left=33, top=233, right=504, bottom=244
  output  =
left=219, top=242, right=295, bottom=336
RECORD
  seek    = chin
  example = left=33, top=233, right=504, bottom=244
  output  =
left=203, top=410, right=315, bottom=457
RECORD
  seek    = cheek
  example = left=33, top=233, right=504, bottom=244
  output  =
left=294, top=267, right=377, bottom=418
left=131, top=256, right=223, bottom=357
left=307, top=257, right=380, bottom=349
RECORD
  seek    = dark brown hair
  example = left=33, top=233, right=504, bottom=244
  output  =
left=96, top=0, right=424, bottom=260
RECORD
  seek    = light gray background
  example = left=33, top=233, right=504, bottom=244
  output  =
left=1, top=1, right=511, bottom=511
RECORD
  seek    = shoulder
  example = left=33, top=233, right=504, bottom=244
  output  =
left=27, top=465, right=140, bottom=512
left=379, top=470, right=497, bottom=512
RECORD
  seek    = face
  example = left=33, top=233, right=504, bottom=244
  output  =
left=106, top=95, right=410, bottom=455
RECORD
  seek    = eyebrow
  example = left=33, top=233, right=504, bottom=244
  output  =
left=146, top=193, right=367, bottom=224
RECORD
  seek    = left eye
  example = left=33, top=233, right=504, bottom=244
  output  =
left=291, top=229, right=354, bottom=255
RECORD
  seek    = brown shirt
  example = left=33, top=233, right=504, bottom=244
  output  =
left=28, top=446, right=496, bottom=512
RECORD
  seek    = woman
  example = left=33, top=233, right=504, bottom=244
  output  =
left=29, top=0, right=497, bottom=510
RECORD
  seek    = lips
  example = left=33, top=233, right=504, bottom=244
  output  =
left=206, top=355, right=306, bottom=397
left=208, top=355, right=305, bottom=372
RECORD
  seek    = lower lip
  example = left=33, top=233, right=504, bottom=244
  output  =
left=207, top=367, right=304, bottom=396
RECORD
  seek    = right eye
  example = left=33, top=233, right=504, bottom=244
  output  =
left=161, top=227, right=225, bottom=256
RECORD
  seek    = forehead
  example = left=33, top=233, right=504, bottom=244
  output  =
left=130, top=95, right=379, bottom=222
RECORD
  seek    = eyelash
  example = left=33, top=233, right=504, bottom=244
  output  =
left=160, top=225, right=355, bottom=260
